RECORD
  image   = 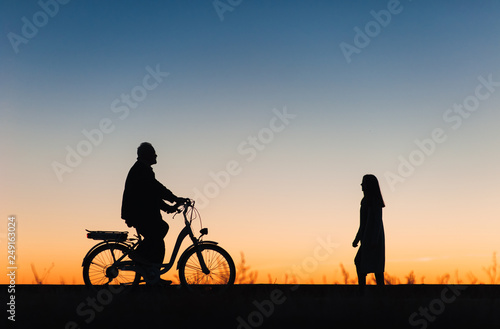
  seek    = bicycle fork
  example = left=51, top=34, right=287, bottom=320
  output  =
left=195, top=246, right=210, bottom=275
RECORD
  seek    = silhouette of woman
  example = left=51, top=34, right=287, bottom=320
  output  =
left=352, top=174, right=385, bottom=294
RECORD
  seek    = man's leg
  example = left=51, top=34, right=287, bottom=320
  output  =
left=134, top=220, right=169, bottom=284
left=150, top=220, right=168, bottom=264
left=135, top=220, right=168, bottom=264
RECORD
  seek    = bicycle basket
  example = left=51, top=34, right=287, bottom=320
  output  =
left=86, top=230, right=128, bottom=241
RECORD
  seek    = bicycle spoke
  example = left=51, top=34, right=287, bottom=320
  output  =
left=182, top=247, right=233, bottom=285
left=84, top=244, right=139, bottom=287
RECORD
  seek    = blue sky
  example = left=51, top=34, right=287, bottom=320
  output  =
left=1, top=0, right=500, bottom=283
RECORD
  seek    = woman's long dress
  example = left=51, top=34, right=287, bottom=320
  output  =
left=354, top=198, right=385, bottom=274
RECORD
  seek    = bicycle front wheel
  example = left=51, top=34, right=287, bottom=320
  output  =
left=178, top=244, right=235, bottom=293
left=82, top=243, right=140, bottom=288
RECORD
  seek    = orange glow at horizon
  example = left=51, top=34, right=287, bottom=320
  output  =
left=2, top=178, right=500, bottom=286
left=2, top=206, right=498, bottom=286
left=4, top=254, right=498, bottom=285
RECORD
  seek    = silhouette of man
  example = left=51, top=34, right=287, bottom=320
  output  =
left=121, top=142, right=186, bottom=266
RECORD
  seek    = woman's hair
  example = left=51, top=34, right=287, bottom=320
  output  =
left=362, top=174, right=385, bottom=208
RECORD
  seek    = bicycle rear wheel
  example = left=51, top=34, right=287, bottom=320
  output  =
left=178, top=244, right=235, bottom=294
left=82, top=243, right=140, bottom=288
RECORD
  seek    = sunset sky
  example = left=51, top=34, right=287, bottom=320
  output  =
left=1, top=0, right=500, bottom=285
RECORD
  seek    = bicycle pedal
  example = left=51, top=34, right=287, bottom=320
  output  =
left=141, top=267, right=161, bottom=285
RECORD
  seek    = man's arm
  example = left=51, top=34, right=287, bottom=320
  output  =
left=153, top=177, right=188, bottom=206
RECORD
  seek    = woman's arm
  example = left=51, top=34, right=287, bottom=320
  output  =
left=353, top=204, right=367, bottom=247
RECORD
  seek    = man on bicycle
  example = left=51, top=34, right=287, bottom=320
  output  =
left=121, top=142, right=187, bottom=270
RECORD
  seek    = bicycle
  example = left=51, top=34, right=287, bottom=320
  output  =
left=82, top=199, right=236, bottom=293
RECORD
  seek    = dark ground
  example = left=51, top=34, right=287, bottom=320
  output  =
left=2, top=284, right=500, bottom=328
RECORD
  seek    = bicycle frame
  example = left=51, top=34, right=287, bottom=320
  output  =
left=159, top=216, right=212, bottom=275
left=159, top=202, right=211, bottom=275
left=83, top=201, right=212, bottom=279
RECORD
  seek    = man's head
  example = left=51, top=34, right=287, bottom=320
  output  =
left=137, top=142, right=157, bottom=165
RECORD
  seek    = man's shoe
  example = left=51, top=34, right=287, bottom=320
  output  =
left=135, top=263, right=160, bottom=284
left=155, top=279, right=172, bottom=287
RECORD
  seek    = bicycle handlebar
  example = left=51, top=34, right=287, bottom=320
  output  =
left=176, top=198, right=193, bottom=214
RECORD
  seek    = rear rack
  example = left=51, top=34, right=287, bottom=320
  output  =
left=86, top=230, right=128, bottom=241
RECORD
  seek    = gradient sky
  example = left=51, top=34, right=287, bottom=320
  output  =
left=1, top=0, right=500, bottom=284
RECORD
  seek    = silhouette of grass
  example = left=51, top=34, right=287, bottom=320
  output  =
left=27, top=252, right=500, bottom=285
left=436, top=273, right=450, bottom=284
left=467, top=272, right=479, bottom=284
left=333, top=253, right=500, bottom=285
left=339, top=263, right=350, bottom=284
left=235, top=252, right=258, bottom=284
left=268, top=273, right=277, bottom=284
left=384, top=272, right=400, bottom=285
left=244, top=252, right=500, bottom=285
left=283, top=273, right=299, bottom=285
left=222, top=252, right=500, bottom=285
left=405, top=270, right=416, bottom=284
left=483, top=252, right=499, bottom=284
left=454, top=270, right=463, bottom=284
left=31, top=262, right=55, bottom=284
